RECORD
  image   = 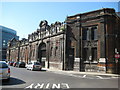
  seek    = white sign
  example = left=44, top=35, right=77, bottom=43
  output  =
left=115, top=54, right=120, bottom=59
left=42, top=57, right=46, bottom=61
left=99, top=58, right=106, bottom=63
left=89, top=56, right=92, bottom=60
left=75, top=58, right=80, bottom=62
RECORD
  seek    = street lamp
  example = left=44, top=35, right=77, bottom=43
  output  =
left=47, top=25, right=51, bottom=69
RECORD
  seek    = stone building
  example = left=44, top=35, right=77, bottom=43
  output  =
left=7, top=20, right=66, bottom=70
left=7, top=8, right=120, bottom=74
left=66, top=8, right=120, bottom=74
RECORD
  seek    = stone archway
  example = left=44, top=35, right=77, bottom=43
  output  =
left=38, top=42, right=46, bottom=68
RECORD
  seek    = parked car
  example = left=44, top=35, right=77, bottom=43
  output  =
left=13, top=62, right=17, bottom=67
left=26, top=61, right=42, bottom=71
left=8, top=61, right=14, bottom=66
left=0, top=61, right=10, bottom=81
left=16, top=62, right=26, bottom=68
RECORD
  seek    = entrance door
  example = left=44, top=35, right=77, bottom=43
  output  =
left=38, top=43, right=46, bottom=67
left=68, top=48, right=74, bottom=70
left=83, top=48, right=98, bottom=72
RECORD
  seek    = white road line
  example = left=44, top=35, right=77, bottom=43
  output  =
left=112, top=77, right=118, bottom=79
left=52, top=71, right=113, bottom=79
left=83, top=75, right=86, bottom=78
left=96, top=76, right=103, bottom=79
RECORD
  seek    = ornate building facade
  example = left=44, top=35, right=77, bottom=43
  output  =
left=7, top=8, right=120, bottom=74
left=7, top=21, right=66, bottom=70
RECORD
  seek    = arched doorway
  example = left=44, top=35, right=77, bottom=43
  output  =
left=38, top=42, right=46, bottom=68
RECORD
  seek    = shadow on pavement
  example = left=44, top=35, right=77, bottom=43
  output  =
left=1, top=77, right=26, bottom=86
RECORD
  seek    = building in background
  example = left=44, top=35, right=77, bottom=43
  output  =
left=7, top=8, right=120, bottom=74
left=116, top=12, right=120, bottom=17
left=0, top=25, right=19, bottom=61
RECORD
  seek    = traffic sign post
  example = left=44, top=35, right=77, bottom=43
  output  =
left=115, top=54, right=120, bottom=63
left=115, top=53, right=120, bottom=74
left=115, top=54, right=120, bottom=59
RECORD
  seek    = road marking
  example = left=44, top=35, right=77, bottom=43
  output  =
left=112, top=77, right=118, bottom=79
left=51, top=71, right=115, bottom=80
left=83, top=75, right=86, bottom=78
left=96, top=76, right=103, bottom=79
left=25, top=83, right=70, bottom=89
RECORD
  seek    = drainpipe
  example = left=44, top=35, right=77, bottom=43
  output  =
left=80, top=14, right=83, bottom=71
left=103, top=9, right=107, bottom=73
left=76, top=16, right=81, bottom=71
left=62, top=22, right=66, bottom=70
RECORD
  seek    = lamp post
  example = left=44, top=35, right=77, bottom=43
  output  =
left=103, top=9, right=107, bottom=73
left=47, top=25, right=50, bottom=68
left=17, top=42, right=20, bottom=62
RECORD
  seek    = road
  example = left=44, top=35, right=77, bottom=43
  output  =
left=1, top=66, right=119, bottom=90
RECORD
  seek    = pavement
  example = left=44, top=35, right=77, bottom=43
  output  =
left=43, top=68, right=119, bottom=79
left=2, top=66, right=119, bottom=89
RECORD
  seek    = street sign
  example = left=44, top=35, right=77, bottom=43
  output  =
left=99, top=58, right=106, bottom=63
left=116, top=59, right=118, bottom=63
left=89, top=56, right=92, bottom=61
left=75, top=58, right=80, bottom=62
left=115, top=54, right=120, bottom=59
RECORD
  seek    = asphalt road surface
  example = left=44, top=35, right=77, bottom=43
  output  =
left=1, top=66, right=119, bottom=90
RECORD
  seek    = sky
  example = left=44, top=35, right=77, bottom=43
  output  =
left=0, top=1, right=119, bottom=39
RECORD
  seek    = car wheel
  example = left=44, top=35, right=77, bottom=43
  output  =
left=18, top=65, right=20, bottom=68
left=5, top=78, right=10, bottom=82
left=30, top=68, right=32, bottom=71
left=27, top=68, right=29, bottom=70
left=31, top=68, right=34, bottom=71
